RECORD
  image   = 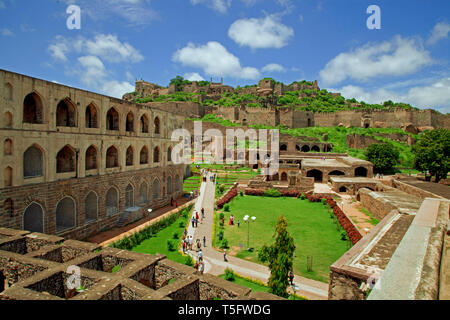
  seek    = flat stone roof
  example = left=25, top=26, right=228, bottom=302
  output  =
left=339, top=156, right=372, bottom=166
left=367, top=190, right=423, bottom=215
left=330, top=177, right=379, bottom=184
left=302, top=158, right=350, bottom=168
left=401, top=179, right=450, bottom=200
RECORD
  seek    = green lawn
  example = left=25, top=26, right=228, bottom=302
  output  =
left=132, top=214, right=189, bottom=264
left=214, top=196, right=350, bottom=283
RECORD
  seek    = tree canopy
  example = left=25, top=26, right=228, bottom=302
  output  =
left=258, top=215, right=295, bottom=298
left=365, top=143, right=400, bottom=173
left=412, top=129, right=450, bottom=182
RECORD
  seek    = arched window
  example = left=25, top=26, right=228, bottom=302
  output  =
left=154, top=117, right=160, bottom=135
left=4, top=139, right=12, bottom=155
left=4, top=198, right=14, bottom=217
left=329, top=170, right=345, bottom=176
left=301, top=145, right=310, bottom=153
left=167, top=176, right=173, bottom=194
left=175, top=175, right=181, bottom=192
left=153, top=147, right=160, bottom=163
left=126, top=146, right=134, bottom=166
left=85, top=146, right=98, bottom=170
left=56, top=98, right=77, bottom=127
left=23, top=202, right=44, bottom=233
left=106, top=187, right=119, bottom=216
left=85, top=103, right=98, bottom=128
left=280, top=144, right=288, bottom=152
left=85, top=192, right=98, bottom=223
left=281, top=172, right=288, bottom=181
left=5, top=83, right=13, bottom=101
left=125, top=184, right=134, bottom=208
left=296, top=145, right=301, bottom=152
left=339, top=186, right=347, bottom=193
left=140, top=146, right=149, bottom=165
left=106, top=108, right=119, bottom=131
left=4, top=112, right=13, bottom=128
left=56, top=145, right=76, bottom=173
left=140, top=115, right=149, bottom=133
left=126, top=112, right=134, bottom=132
left=167, top=147, right=173, bottom=162
left=23, top=92, right=43, bottom=124
left=311, top=145, right=321, bottom=152
left=24, top=145, right=43, bottom=178
left=4, top=167, right=12, bottom=187
left=153, top=179, right=160, bottom=200
left=139, top=182, right=148, bottom=204
left=56, top=197, right=76, bottom=232
left=106, top=146, right=119, bottom=168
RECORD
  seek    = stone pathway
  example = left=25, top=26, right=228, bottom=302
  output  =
left=185, top=173, right=329, bottom=300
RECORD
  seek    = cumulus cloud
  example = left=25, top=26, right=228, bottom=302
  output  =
left=319, top=36, right=433, bottom=86
left=332, top=78, right=450, bottom=111
left=427, top=22, right=450, bottom=45
left=184, top=72, right=205, bottom=81
left=173, top=41, right=260, bottom=79
left=228, top=15, right=294, bottom=49
left=261, top=63, right=286, bottom=73
left=190, top=0, right=231, bottom=13
left=49, top=34, right=143, bottom=64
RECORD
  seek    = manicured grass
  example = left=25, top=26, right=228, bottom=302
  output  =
left=214, top=196, right=349, bottom=283
left=219, top=274, right=270, bottom=293
left=132, top=214, right=189, bottom=264
left=359, top=207, right=380, bottom=226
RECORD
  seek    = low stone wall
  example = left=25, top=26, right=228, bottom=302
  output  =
left=392, top=179, right=444, bottom=200
left=358, top=188, right=397, bottom=221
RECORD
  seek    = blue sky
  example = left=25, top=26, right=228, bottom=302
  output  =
left=0, top=0, right=449, bottom=112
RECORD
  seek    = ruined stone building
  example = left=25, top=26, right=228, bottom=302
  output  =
left=0, top=69, right=186, bottom=240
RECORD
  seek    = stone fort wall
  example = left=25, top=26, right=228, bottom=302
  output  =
left=0, top=69, right=186, bottom=240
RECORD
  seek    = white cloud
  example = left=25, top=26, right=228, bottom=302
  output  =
left=427, top=22, right=450, bottom=45
left=228, top=15, right=294, bottom=49
left=173, top=41, right=260, bottom=79
left=1, top=28, right=14, bottom=36
left=101, top=80, right=135, bottom=98
left=49, top=34, right=144, bottom=64
left=78, top=56, right=108, bottom=87
left=261, top=63, right=286, bottom=73
left=190, top=0, right=231, bottom=13
left=332, top=78, right=450, bottom=111
left=319, top=36, right=433, bottom=86
left=63, top=0, right=158, bottom=27
left=184, top=72, right=205, bottom=81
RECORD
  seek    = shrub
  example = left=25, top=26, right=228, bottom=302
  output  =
left=264, top=188, right=282, bottom=197
left=173, top=232, right=179, bottom=239
left=219, top=212, right=225, bottom=220
left=321, top=198, right=327, bottom=205
left=240, top=191, right=244, bottom=197
left=219, top=184, right=226, bottom=193
left=184, top=255, right=194, bottom=266
left=224, top=204, right=230, bottom=212
left=300, top=194, right=306, bottom=200
left=224, top=268, right=235, bottom=282
left=220, top=238, right=229, bottom=249
left=218, top=231, right=224, bottom=241
left=167, top=240, right=176, bottom=252
left=179, top=221, right=185, bottom=228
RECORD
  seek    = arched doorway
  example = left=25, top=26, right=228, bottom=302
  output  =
left=106, top=108, right=119, bottom=131
left=125, top=184, right=134, bottom=209
left=139, top=182, right=148, bottom=205
left=106, top=146, right=119, bottom=168
left=140, top=146, right=149, bottom=164
left=23, top=92, right=43, bottom=124
left=85, top=192, right=98, bottom=223
left=85, top=146, right=98, bottom=170
left=126, top=112, right=134, bottom=132
left=23, top=145, right=43, bottom=178
left=56, top=145, right=76, bottom=173
left=355, top=167, right=368, bottom=177
left=339, top=186, right=347, bottom=193
left=56, top=197, right=76, bottom=232
left=154, top=117, right=160, bottom=134
left=280, top=144, right=288, bottom=152
left=23, top=202, right=44, bottom=233
left=140, top=115, right=149, bottom=133
left=311, top=145, right=320, bottom=152
left=56, top=98, right=77, bottom=127
left=281, top=172, right=288, bottom=181
left=126, top=146, right=134, bottom=166
left=329, top=170, right=345, bottom=177
left=307, top=170, right=323, bottom=183
left=106, top=187, right=119, bottom=216
left=153, top=147, right=160, bottom=163
left=153, top=179, right=160, bottom=200
left=85, top=103, right=98, bottom=128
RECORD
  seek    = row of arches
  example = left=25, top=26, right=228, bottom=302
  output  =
left=16, top=92, right=162, bottom=134
left=305, top=167, right=368, bottom=183
left=280, top=144, right=333, bottom=153
left=6, top=144, right=172, bottom=182
left=6, top=177, right=182, bottom=234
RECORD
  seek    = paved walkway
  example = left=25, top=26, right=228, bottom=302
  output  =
left=185, top=173, right=329, bottom=300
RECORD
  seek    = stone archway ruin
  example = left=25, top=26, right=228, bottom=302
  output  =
left=23, top=202, right=44, bottom=233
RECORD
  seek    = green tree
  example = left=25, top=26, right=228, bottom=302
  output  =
left=258, top=216, right=295, bottom=298
left=412, top=129, right=450, bottom=182
left=365, top=143, right=400, bottom=173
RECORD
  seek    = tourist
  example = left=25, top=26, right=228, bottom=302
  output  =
left=289, top=270, right=295, bottom=286
left=189, top=236, right=193, bottom=251
left=197, top=239, right=201, bottom=251
left=203, top=236, right=206, bottom=247
left=182, top=240, right=186, bottom=254
left=192, top=216, right=196, bottom=228
left=196, top=211, right=200, bottom=225
left=198, top=249, right=203, bottom=260
left=201, top=208, right=205, bottom=220
left=237, top=220, right=240, bottom=228
left=199, top=260, right=205, bottom=275
left=223, top=249, right=228, bottom=262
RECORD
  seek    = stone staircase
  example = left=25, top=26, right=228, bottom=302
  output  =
left=116, top=211, right=132, bottom=227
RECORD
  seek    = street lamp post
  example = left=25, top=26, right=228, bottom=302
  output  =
left=243, top=215, right=256, bottom=250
